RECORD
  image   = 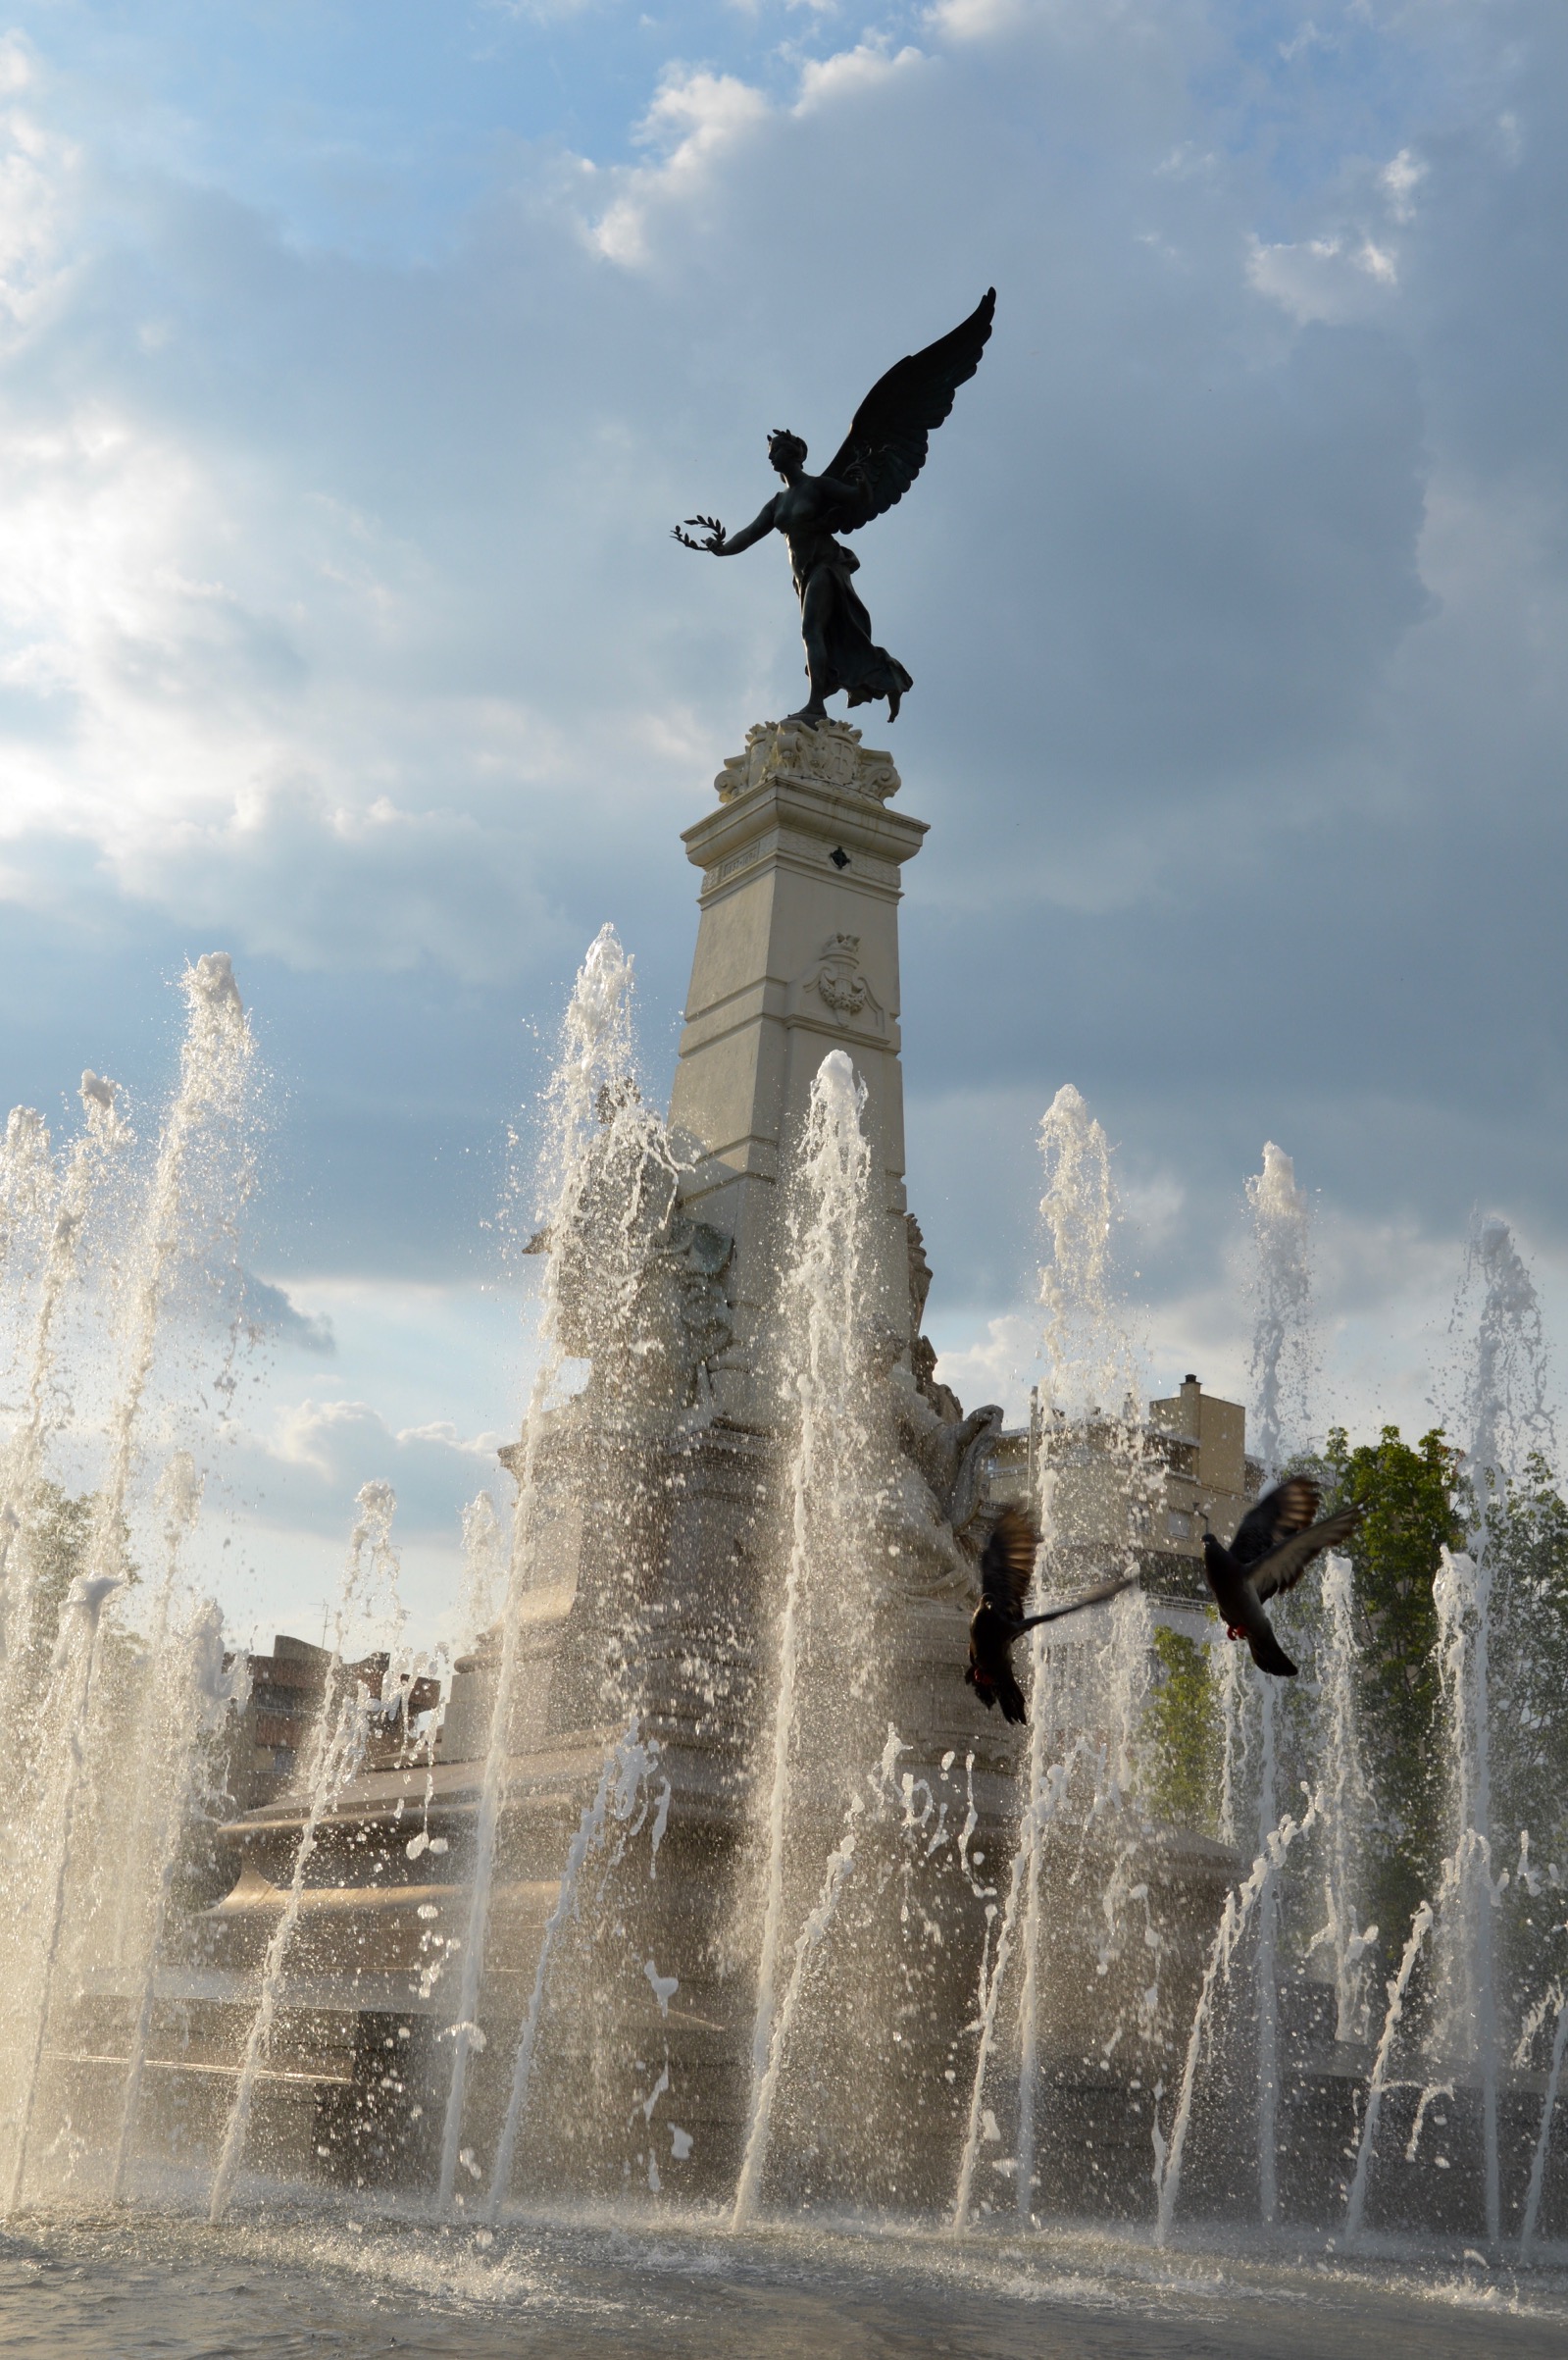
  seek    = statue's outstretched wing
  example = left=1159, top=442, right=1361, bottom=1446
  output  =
left=825, top=287, right=995, bottom=527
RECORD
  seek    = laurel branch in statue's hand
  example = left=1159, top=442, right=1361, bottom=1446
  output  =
left=673, top=515, right=726, bottom=553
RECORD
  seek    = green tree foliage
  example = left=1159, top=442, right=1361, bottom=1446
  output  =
left=16, top=1481, right=97, bottom=1658
left=9, top=1481, right=138, bottom=1666
left=1300, top=1426, right=1470, bottom=1946
left=1142, top=1624, right=1220, bottom=1839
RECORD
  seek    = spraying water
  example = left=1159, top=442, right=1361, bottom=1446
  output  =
left=1436, top=1216, right=1554, bottom=2246
left=92, top=959, right=253, bottom=1618
left=1243, top=1142, right=1315, bottom=2226
left=1432, top=1548, right=1500, bottom=2244
left=1245, top=1145, right=1313, bottom=1481
left=208, top=1482, right=402, bottom=2222
left=1153, top=1788, right=1321, bottom=2244
left=732, top=1799, right=863, bottom=2229
left=1009, top=1087, right=1158, bottom=2222
left=2, top=1565, right=126, bottom=2214
left=731, top=1048, right=874, bottom=2231
left=113, top=1586, right=246, bottom=2200
left=0, top=962, right=254, bottom=2216
left=1520, top=1981, right=1568, bottom=2254
left=0, top=1073, right=128, bottom=1669
left=436, top=927, right=678, bottom=2210
left=485, top=1719, right=661, bottom=2220
left=1342, top=1895, right=1438, bottom=2243
left=1311, top=1555, right=1376, bottom=2042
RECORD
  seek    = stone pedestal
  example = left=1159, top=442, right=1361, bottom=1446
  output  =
left=669, top=719, right=927, bottom=1426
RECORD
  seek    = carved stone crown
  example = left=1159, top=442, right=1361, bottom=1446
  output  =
left=790, top=932, right=885, bottom=1039
left=715, top=718, right=900, bottom=806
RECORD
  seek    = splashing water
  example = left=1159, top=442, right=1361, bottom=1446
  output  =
left=1520, top=1981, right=1568, bottom=2254
left=731, top=1048, right=874, bottom=2231
left=1432, top=1548, right=1500, bottom=2244
left=733, top=1798, right=863, bottom=2229
left=0, top=1073, right=128, bottom=1669
left=1154, top=1787, right=1322, bottom=2244
left=0, top=962, right=255, bottom=2218
left=1310, top=1554, right=1376, bottom=2043
left=1242, top=1141, right=1316, bottom=2226
left=113, top=1587, right=246, bottom=2201
left=1452, top=1215, right=1556, bottom=1496
left=486, top=1719, right=662, bottom=2221
left=2, top=1566, right=126, bottom=2215
left=1245, top=1144, right=1314, bottom=1483
left=1008, top=1088, right=1159, bottom=2222
left=1430, top=1216, right=1553, bottom=2248
left=1343, top=1895, right=1438, bottom=2243
left=437, top=927, right=679, bottom=2211
left=207, top=1482, right=402, bottom=2222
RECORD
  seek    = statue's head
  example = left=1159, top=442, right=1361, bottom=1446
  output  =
left=768, top=429, right=807, bottom=477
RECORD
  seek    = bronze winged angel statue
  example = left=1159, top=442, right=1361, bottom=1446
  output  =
left=674, top=288, right=995, bottom=727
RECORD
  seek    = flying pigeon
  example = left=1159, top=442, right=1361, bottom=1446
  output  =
left=1201, top=1476, right=1364, bottom=1678
left=966, top=1505, right=1138, bottom=1726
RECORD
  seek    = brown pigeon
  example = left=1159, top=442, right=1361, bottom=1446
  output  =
left=965, top=1505, right=1138, bottom=1726
left=1201, top=1475, right=1364, bottom=1677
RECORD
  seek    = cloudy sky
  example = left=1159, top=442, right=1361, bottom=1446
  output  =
left=0, top=0, right=1563, bottom=1643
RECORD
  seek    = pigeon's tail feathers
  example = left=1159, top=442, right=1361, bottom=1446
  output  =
left=1246, top=1623, right=1298, bottom=1678
left=994, top=1665, right=1029, bottom=1724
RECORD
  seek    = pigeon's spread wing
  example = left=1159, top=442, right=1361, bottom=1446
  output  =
left=978, top=1504, right=1039, bottom=1621
left=824, top=289, right=995, bottom=527
left=1228, top=1475, right=1321, bottom=1571
left=1023, top=1570, right=1140, bottom=1627
left=1251, top=1505, right=1365, bottom=1604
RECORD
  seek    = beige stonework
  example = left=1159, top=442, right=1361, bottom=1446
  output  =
left=669, top=718, right=928, bottom=1425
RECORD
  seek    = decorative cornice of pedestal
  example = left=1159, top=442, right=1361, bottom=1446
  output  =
left=714, top=717, right=899, bottom=806
left=684, top=726, right=927, bottom=913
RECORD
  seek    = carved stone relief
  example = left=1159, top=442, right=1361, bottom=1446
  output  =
left=788, top=934, right=886, bottom=1039
left=714, top=718, right=900, bottom=807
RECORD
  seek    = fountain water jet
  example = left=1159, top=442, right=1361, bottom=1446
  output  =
left=732, top=1047, right=875, bottom=2229
left=208, top=1481, right=402, bottom=2222
left=1243, top=1142, right=1316, bottom=2229
left=3, top=1564, right=126, bottom=2215
left=1010, top=1090, right=1161, bottom=2220
left=435, top=926, right=679, bottom=2211
left=1153, top=1786, right=1321, bottom=2244
left=0, top=1073, right=127, bottom=1670
left=0, top=959, right=253, bottom=2217
left=1342, top=1896, right=1437, bottom=2243
left=1520, top=1982, right=1568, bottom=2255
left=486, top=1718, right=661, bottom=2220
left=1311, top=1553, right=1376, bottom=2043
left=1432, top=1548, right=1501, bottom=2244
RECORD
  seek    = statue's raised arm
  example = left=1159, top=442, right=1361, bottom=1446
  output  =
left=674, top=288, right=995, bottom=728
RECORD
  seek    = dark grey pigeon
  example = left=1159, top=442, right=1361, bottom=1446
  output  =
left=966, top=1505, right=1138, bottom=1727
left=1202, top=1476, right=1364, bottom=1678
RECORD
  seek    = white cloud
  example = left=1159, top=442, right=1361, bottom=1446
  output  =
left=592, top=69, right=771, bottom=264
left=795, top=42, right=926, bottom=111
left=1245, top=229, right=1401, bottom=323
left=932, top=1311, right=1037, bottom=1423
left=1381, top=147, right=1427, bottom=224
